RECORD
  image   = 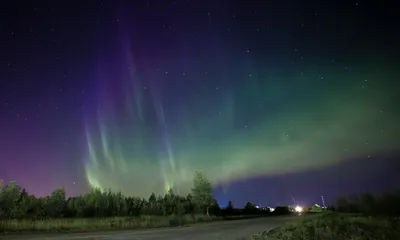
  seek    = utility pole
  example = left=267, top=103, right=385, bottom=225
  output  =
left=321, top=196, right=326, bottom=208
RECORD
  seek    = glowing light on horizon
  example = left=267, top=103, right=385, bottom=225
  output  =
left=295, top=206, right=303, bottom=212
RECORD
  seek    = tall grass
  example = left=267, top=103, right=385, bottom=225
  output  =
left=254, top=212, right=400, bottom=240
left=0, top=214, right=220, bottom=233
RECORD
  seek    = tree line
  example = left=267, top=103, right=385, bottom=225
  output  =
left=336, top=190, right=400, bottom=216
left=0, top=170, right=272, bottom=220
left=7, top=168, right=396, bottom=220
left=0, top=171, right=223, bottom=220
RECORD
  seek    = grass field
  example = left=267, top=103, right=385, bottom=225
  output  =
left=0, top=214, right=222, bottom=234
left=253, top=212, right=400, bottom=240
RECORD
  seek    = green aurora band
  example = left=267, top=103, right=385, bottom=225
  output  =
left=84, top=62, right=400, bottom=198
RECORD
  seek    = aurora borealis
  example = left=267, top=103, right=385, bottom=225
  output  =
left=1, top=1, right=399, bottom=207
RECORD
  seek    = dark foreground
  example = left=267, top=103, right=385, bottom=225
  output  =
left=264, top=213, right=400, bottom=240
left=2, top=216, right=296, bottom=240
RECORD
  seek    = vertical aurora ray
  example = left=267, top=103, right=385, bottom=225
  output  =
left=83, top=20, right=182, bottom=196
left=84, top=124, right=102, bottom=190
left=153, top=98, right=178, bottom=193
left=98, top=120, right=115, bottom=171
left=123, top=39, right=144, bottom=123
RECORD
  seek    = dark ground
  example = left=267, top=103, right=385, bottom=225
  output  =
left=2, top=215, right=296, bottom=240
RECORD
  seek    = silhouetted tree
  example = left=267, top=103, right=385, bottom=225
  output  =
left=244, top=202, right=257, bottom=214
left=0, top=181, right=22, bottom=219
left=225, top=200, right=234, bottom=215
left=227, top=200, right=234, bottom=209
left=191, top=170, right=215, bottom=216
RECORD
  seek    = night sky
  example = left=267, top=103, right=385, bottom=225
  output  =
left=1, top=1, right=399, bottom=208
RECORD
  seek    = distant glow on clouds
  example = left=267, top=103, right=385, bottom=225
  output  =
left=83, top=36, right=400, bottom=198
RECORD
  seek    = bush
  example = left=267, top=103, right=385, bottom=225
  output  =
left=273, top=206, right=290, bottom=215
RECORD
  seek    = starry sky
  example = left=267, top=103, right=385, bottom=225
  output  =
left=1, top=1, right=399, bottom=208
